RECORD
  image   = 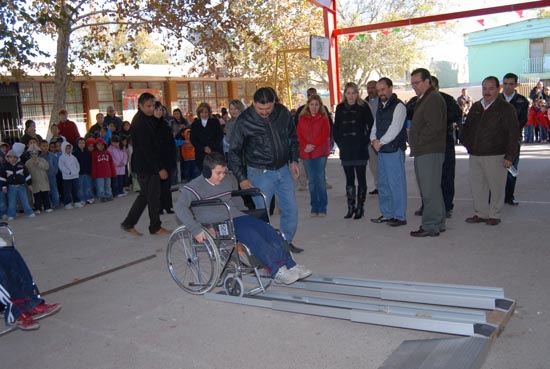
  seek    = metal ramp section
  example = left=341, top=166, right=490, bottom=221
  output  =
left=378, top=336, right=490, bottom=369
left=204, top=274, right=516, bottom=338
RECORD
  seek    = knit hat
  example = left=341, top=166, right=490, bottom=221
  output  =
left=85, top=138, right=96, bottom=146
left=95, top=138, right=106, bottom=145
left=6, top=150, right=19, bottom=158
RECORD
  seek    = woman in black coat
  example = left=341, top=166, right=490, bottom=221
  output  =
left=333, top=82, right=374, bottom=220
left=190, top=102, right=224, bottom=171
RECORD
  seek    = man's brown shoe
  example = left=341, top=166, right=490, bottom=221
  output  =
left=152, top=227, right=171, bottom=235
left=486, top=218, right=501, bottom=226
left=465, top=215, right=487, bottom=224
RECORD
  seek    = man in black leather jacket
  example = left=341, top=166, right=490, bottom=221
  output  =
left=228, top=87, right=304, bottom=253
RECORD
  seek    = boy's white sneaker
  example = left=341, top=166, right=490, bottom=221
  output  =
left=289, top=264, right=312, bottom=280
left=273, top=266, right=299, bottom=285
left=7, top=217, right=14, bottom=221
left=64, top=204, right=73, bottom=210
left=45, top=209, right=53, bottom=213
left=73, top=202, right=84, bottom=208
left=28, top=213, right=36, bottom=218
left=86, top=199, right=94, bottom=204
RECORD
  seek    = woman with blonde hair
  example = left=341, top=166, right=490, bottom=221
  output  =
left=333, top=82, right=374, bottom=219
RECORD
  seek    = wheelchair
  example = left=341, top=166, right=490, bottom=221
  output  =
left=167, top=188, right=279, bottom=297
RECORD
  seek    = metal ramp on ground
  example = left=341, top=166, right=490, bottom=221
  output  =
left=204, top=274, right=515, bottom=369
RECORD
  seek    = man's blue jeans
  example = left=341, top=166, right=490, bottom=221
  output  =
left=247, top=165, right=298, bottom=243
left=0, top=247, right=41, bottom=324
left=378, top=149, right=407, bottom=221
left=524, top=125, right=534, bottom=143
left=233, top=215, right=295, bottom=277
left=7, top=185, right=33, bottom=218
left=303, top=157, right=328, bottom=214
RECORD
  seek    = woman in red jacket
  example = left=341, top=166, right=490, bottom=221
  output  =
left=297, top=94, right=331, bottom=217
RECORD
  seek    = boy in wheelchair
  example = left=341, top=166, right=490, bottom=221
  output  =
left=174, top=153, right=311, bottom=285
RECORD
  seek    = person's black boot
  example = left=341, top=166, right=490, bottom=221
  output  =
left=344, top=186, right=356, bottom=219
left=354, top=187, right=367, bottom=220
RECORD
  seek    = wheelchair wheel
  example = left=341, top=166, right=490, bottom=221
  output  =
left=223, top=274, right=244, bottom=297
left=167, top=226, right=221, bottom=294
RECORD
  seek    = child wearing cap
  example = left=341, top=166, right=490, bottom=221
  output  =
left=91, top=138, right=116, bottom=202
left=0, top=150, right=35, bottom=220
left=25, top=143, right=52, bottom=214
left=58, top=141, right=83, bottom=209
left=74, top=137, right=94, bottom=204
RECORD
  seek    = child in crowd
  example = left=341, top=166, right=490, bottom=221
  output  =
left=179, top=126, right=199, bottom=182
left=42, top=139, right=60, bottom=208
left=0, top=142, right=9, bottom=156
left=74, top=137, right=94, bottom=204
left=0, top=150, right=7, bottom=219
left=19, top=138, right=39, bottom=165
left=99, top=126, right=111, bottom=146
left=24, top=144, right=52, bottom=214
left=0, top=150, right=35, bottom=220
left=91, top=138, right=115, bottom=202
left=49, top=123, right=65, bottom=144
left=120, top=135, right=132, bottom=189
left=107, top=136, right=128, bottom=197
left=58, top=141, right=83, bottom=209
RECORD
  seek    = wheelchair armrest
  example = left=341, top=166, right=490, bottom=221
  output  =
left=190, top=199, right=224, bottom=208
left=231, top=188, right=263, bottom=198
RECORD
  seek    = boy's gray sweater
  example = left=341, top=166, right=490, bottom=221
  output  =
left=175, top=174, right=247, bottom=237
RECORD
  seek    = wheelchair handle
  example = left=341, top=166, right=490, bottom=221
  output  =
left=231, top=188, right=263, bottom=197
left=190, top=198, right=224, bottom=207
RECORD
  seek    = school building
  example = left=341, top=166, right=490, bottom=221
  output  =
left=0, top=64, right=263, bottom=142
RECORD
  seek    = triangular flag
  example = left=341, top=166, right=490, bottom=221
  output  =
left=348, top=34, right=355, bottom=41
left=381, top=29, right=389, bottom=36
left=477, top=19, right=485, bottom=26
left=393, top=28, right=401, bottom=33
left=516, top=10, right=524, bottom=18
left=359, top=34, right=365, bottom=42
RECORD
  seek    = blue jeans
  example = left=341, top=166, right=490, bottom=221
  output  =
left=303, top=157, right=328, bottom=214
left=181, top=160, right=199, bottom=181
left=95, top=178, right=112, bottom=199
left=523, top=125, right=534, bottom=143
left=111, top=175, right=125, bottom=196
left=247, top=165, right=298, bottom=243
left=48, top=174, right=60, bottom=208
left=7, top=185, right=34, bottom=217
left=378, top=149, right=407, bottom=221
left=233, top=215, right=295, bottom=277
left=540, top=126, right=548, bottom=142
left=0, top=247, right=41, bottom=324
left=78, top=174, right=94, bottom=202
left=0, top=192, right=6, bottom=217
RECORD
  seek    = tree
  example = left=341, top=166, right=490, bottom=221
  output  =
left=0, top=0, right=252, bottom=125
left=335, top=0, right=449, bottom=90
left=221, top=1, right=326, bottom=106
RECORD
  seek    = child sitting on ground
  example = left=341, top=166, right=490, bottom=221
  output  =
left=24, top=144, right=52, bottom=214
left=58, top=141, right=83, bottom=209
left=91, top=138, right=115, bottom=202
left=175, top=153, right=312, bottom=285
left=0, top=150, right=35, bottom=220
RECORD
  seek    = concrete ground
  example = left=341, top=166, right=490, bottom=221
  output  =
left=1, top=144, right=549, bottom=369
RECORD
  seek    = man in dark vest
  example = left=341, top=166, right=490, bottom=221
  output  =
left=369, top=77, right=408, bottom=227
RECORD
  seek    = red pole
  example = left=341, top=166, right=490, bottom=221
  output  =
left=324, top=0, right=340, bottom=107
